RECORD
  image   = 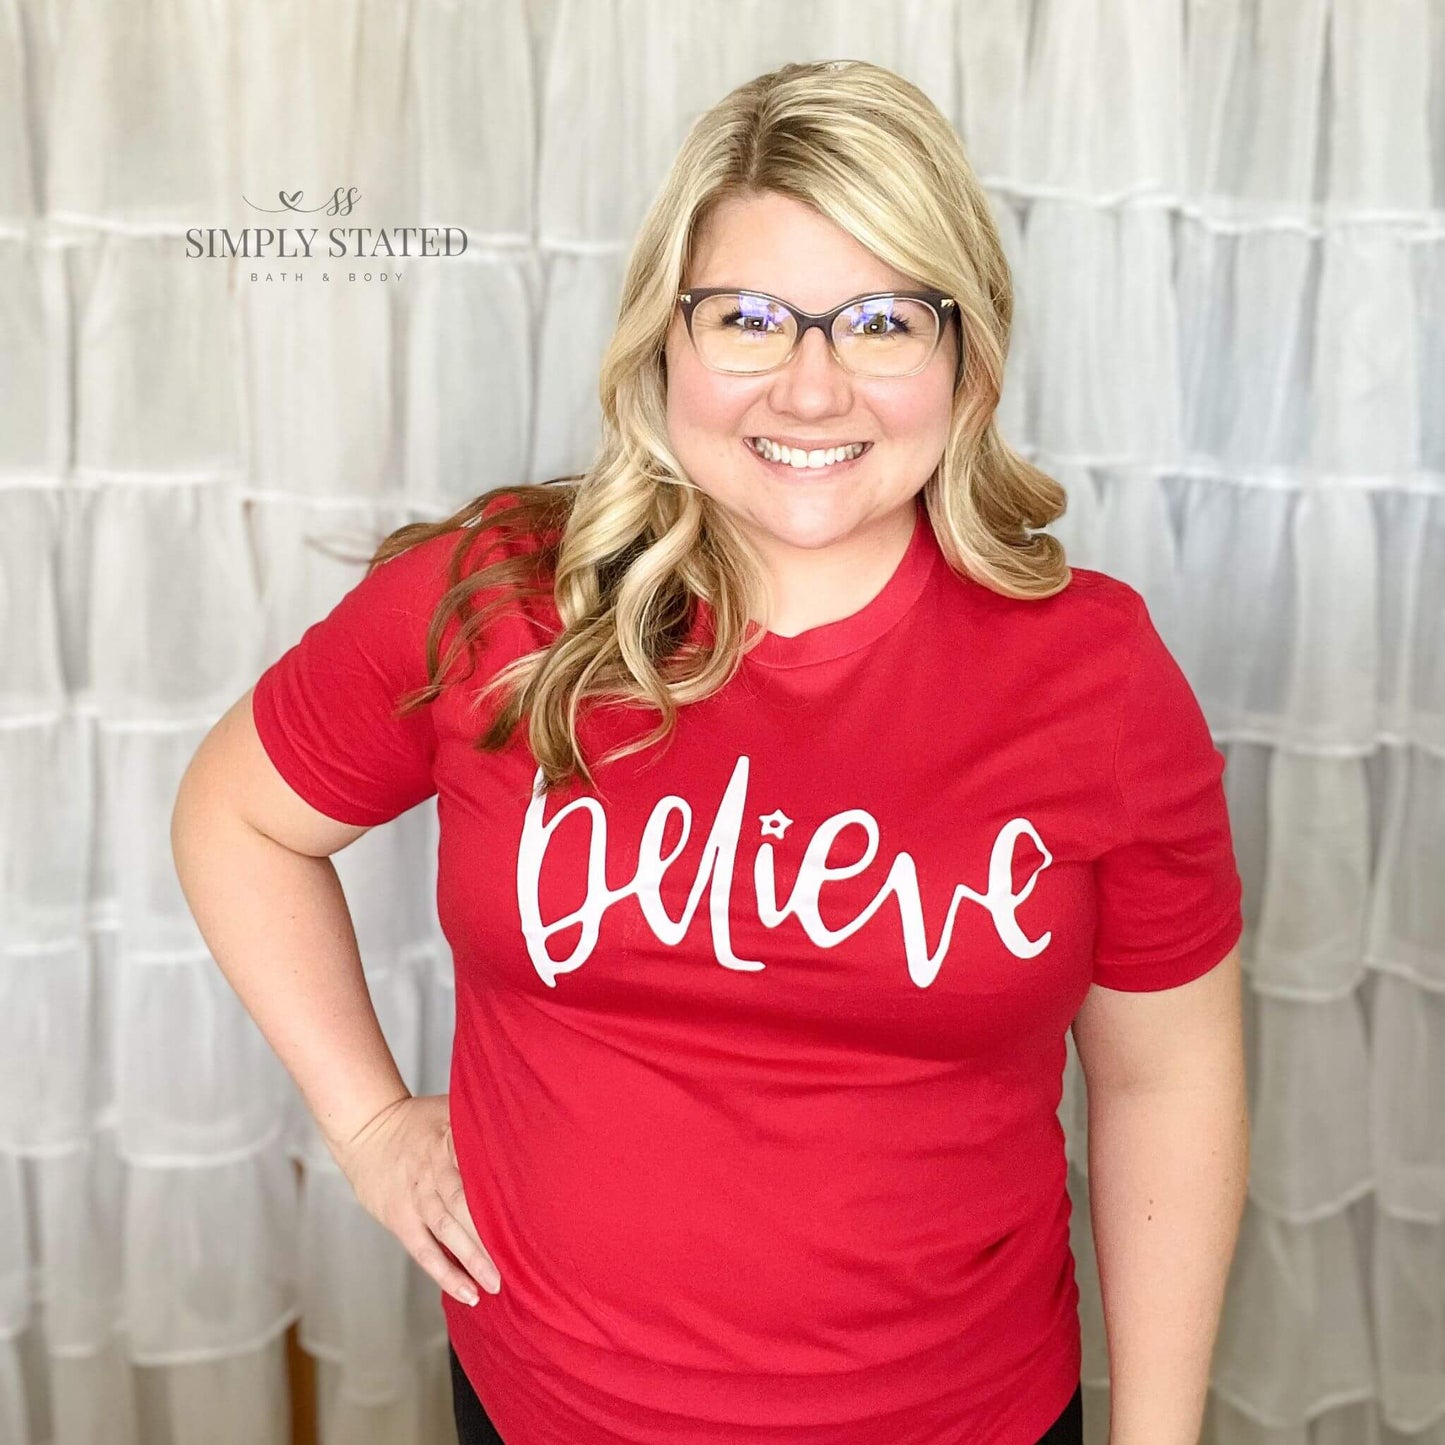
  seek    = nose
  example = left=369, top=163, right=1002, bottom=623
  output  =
left=769, top=322, right=852, bottom=414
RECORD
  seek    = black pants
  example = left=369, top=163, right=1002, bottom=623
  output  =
left=448, top=1342, right=1083, bottom=1444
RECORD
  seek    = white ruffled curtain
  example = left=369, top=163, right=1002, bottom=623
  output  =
left=1, top=0, right=1441, bottom=1442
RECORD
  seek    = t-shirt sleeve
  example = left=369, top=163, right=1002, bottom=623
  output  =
left=250, top=534, right=450, bottom=828
left=1091, top=594, right=1244, bottom=991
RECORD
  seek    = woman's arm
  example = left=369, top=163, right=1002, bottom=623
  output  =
left=170, top=688, right=410, bottom=1156
left=1070, top=945, right=1250, bottom=1445
left=171, top=686, right=500, bottom=1303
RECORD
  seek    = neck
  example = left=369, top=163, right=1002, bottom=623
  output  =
left=754, top=499, right=919, bottom=638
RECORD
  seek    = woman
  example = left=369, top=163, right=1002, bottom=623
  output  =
left=173, top=59, right=1248, bottom=1445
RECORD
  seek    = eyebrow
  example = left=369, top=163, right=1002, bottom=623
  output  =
left=707, top=287, right=906, bottom=306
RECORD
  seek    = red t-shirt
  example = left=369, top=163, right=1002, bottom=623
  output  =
left=252, top=492, right=1243, bottom=1444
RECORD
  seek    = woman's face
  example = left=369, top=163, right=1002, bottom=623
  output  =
left=663, top=189, right=958, bottom=561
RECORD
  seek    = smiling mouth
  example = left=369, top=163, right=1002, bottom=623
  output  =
left=745, top=437, right=872, bottom=470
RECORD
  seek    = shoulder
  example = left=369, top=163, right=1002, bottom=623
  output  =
left=413, top=489, right=568, bottom=657
left=1049, top=564, right=1141, bottom=611
left=368, top=488, right=563, bottom=606
left=323, top=493, right=563, bottom=702
left=923, top=561, right=1153, bottom=728
left=456, top=486, right=568, bottom=577
left=1045, top=564, right=1146, bottom=638
left=348, top=531, right=466, bottom=644
left=948, top=560, right=1145, bottom=648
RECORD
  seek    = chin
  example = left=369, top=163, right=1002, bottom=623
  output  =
left=730, top=498, right=879, bottom=554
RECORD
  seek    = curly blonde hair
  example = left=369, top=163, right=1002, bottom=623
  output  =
left=369, top=58, right=1068, bottom=796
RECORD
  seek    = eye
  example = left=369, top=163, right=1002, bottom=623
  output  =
left=846, top=299, right=914, bottom=337
left=718, top=293, right=789, bottom=333
left=722, top=310, right=791, bottom=332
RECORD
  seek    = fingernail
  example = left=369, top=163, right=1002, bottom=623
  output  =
left=486, top=1276, right=501, bottom=1295
left=461, top=1288, right=479, bottom=1306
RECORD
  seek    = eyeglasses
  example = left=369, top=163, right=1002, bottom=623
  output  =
left=676, top=287, right=961, bottom=379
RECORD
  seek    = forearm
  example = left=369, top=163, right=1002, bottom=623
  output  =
left=170, top=802, right=410, bottom=1157
left=1085, top=1081, right=1249, bottom=1445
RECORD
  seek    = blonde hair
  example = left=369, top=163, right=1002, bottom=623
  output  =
left=372, top=58, right=1069, bottom=796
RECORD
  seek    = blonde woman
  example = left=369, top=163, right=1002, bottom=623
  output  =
left=173, top=60, right=1248, bottom=1445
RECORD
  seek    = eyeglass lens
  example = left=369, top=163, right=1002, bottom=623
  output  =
left=689, top=292, right=941, bottom=377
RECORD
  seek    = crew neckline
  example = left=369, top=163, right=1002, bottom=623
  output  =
left=725, top=496, right=938, bottom=670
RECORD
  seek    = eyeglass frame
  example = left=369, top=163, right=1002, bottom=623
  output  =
left=674, top=286, right=963, bottom=379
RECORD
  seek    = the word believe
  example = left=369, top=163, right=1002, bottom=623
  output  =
left=516, top=754, right=1053, bottom=989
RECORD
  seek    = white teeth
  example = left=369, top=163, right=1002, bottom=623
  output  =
left=748, top=438, right=866, bottom=468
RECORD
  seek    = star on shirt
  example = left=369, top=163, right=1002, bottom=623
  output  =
left=759, top=809, right=793, bottom=840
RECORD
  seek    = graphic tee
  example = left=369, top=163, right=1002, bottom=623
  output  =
left=251, top=492, right=1243, bottom=1445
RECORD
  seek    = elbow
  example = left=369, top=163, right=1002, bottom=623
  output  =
left=170, top=757, right=211, bottom=865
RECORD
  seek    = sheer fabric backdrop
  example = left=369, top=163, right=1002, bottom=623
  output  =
left=0, top=0, right=1441, bottom=1442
